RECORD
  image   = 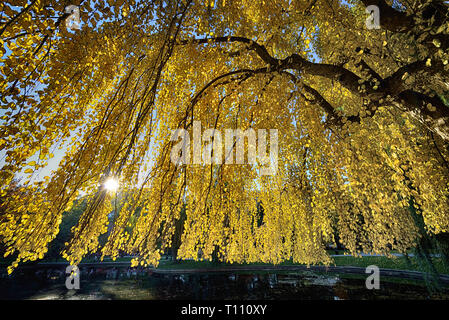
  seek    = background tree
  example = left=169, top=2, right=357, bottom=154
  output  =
left=45, top=198, right=86, bottom=261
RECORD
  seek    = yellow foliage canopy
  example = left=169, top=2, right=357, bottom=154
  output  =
left=0, top=0, right=448, bottom=273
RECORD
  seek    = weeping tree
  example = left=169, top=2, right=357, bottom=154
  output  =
left=1, top=0, right=449, bottom=274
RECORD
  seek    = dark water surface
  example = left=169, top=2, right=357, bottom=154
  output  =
left=1, top=269, right=449, bottom=300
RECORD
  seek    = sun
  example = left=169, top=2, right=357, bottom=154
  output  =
left=104, top=177, right=119, bottom=192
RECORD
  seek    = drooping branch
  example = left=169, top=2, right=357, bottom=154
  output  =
left=301, top=83, right=361, bottom=126
left=179, top=36, right=372, bottom=97
left=398, top=90, right=449, bottom=140
left=383, top=58, right=446, bottom=95
left=281, top=54, right=382, bottom=98
left=354, top=57, right=383, bottom=84
left=281, top=71, right=360, bottom=128
left=179, top=34, right=449, bottom=140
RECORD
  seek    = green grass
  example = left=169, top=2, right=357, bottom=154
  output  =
left=2, top=254, right=449, bottom=276
left=155, top=255, right=449, bottom=275
left=332, top=256, right=449, bottom=274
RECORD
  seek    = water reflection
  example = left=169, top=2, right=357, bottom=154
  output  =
left=0, top=269, right=448, bottom=300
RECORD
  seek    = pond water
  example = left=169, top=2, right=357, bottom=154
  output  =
left=1, top=270, right=449, bottom=300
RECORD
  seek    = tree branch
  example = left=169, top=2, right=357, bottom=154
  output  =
left=177, top=36, right=277, bottom=66
left=281, top=71, right=360, bottom=128
left=398, top=90, right=449, bottom=140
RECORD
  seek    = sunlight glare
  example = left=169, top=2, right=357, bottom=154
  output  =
left=104, top=177, right=119, bottom=192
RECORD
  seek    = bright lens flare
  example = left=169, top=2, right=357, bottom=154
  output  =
left=104, top=177, right=119, bottom=192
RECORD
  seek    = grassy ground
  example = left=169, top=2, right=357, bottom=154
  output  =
left=154, top=255, right=449, bottom=274
left=332, top=255, right=449, bottom=274
left=2, top=252, right=449, bottom=275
